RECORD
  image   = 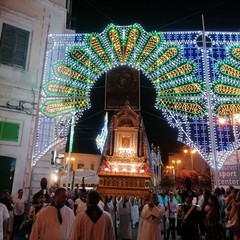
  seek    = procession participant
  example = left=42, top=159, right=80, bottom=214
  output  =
left=104, top=195, right=116, bottom=224
left=74, top=188, right=86, bottom=215
left=117, top=196, right=132, bottom=240
left=32, top=178, right=51, bottom=204
left=176, top=192, right=206, bottom=240
left=131, top=197, right=140, bottom=229
left=181, top=177, right=198, bottom=204
left=137, top=192, right=165, bottom=240
left=29, top=188, right=75, bottom=240
left=12, top=189, right=27, bottom=236
left=0, top=202, right=9, bottom=240
left=25, top=192, right=48, bottom=239
left=165, top=191, right=178, bottom=240
left=70, top=190, right=115, bottom=240
left=0, top=190, right=13, bottom=239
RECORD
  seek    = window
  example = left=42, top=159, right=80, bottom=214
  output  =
left=90, top=164, right=94, bottom=170
left=77, top=163, right=84, bottom=169
left=0, top=121, right=20, bottom=142
left=0, top=23, right=29, bottom=69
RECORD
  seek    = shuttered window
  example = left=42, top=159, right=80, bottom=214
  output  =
left=0, top=121, right=20, bottom=142
left=0, top=23, right=29, bottom=69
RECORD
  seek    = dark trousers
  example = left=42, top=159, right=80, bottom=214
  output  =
left=166, top=217, right=176, bottom=240
left=13, top=214, right=25, bottom=235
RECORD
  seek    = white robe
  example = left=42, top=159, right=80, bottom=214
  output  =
left=117, top=201, right=132, bottom=239
left=70, top=210, right=115, bottom=240
left=106, top=200, right=115, bottom=224
left=137, top=203, right=165, bottom=240
left=132, top=204, right=140, bottom=226
left=29, top=205, right=75, bottom=240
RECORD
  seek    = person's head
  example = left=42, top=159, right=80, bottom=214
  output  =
left=208, top=195, right=219, bottom=208
left=106, top=195, right=112, bottom=203
left=87, top=190, right=100, bottom=207
left=204, top=189, right=212, bottom=199
left=74, top=188, right=79, bottom=197
left=0, top=190, right=10, bottom=200
left=185, top=193, right=193, bottom=205
left=36, top=193, right=46, bottom=205
left=214, top=187, right=222, bottom=197
left=150, top=192, right=158, bottom=205
left=169, top=191, right=174, bottom=200
left=123, top=196, right=129, bottom=203
left=79, top=188, right=87, bottom=198
left=18, top=189, right=23, bottom=198
left=40, top=177, right=48, bottom=190
left=53, top=188, right=68, bottom=208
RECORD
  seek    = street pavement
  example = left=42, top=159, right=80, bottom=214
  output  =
left=116, top=224, right=138, bottom=240
left=116, top=223, right=169, bottom=240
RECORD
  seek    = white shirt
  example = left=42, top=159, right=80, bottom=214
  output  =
left=165, top=200, right=177, bottom=218
left=197, top=194, right=204, bottom=210
left=0, top=203, right=10, bottom=240
left=12, top=195, right=27, bottom=215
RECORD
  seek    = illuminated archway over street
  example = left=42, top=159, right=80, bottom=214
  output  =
left=34, top=23, right=240, bottom=187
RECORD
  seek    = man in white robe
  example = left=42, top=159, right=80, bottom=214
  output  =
left=137, top=192, right=165, bottom=240
left=132, top=197, right=140, bottom=228
left=30, top=187, right=75, bottom=240
left=117, top=196, right=132, bottom=240
left=70, top=190, right=115, bottom=240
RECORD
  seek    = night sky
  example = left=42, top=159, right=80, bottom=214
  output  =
left=68, top=0, right=240, bottom=163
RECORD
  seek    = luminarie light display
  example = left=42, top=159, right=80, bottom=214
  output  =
left=34, top=24, right=240, bottom=183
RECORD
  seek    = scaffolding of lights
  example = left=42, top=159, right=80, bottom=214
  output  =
left=34, top=23, right=240, bottom=171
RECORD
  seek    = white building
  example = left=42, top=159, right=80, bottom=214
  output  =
left=0, top=0, right=73, bottom=198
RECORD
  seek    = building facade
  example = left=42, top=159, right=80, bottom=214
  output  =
left=0, top=0, right=73, bottom=197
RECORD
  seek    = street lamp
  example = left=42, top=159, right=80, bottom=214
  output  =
left=166, top=165, right=174, bottom=177
left=172, top=160, right=181, bottom=171
left=183, top=148, right=196, bottom=170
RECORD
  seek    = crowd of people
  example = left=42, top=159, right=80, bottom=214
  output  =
left=0, top=177, right=240, bottom=240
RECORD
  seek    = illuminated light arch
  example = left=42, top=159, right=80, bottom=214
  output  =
left=41, top=24, right=205, bottom=118
left=34, top=23, right=240, bottom=173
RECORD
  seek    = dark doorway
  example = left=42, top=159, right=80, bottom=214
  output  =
left=0, top=156, right=16, bottom=193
